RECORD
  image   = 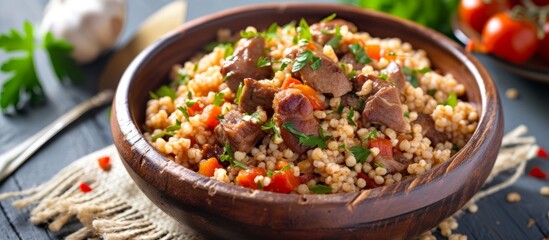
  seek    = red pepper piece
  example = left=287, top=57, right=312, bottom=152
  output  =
left=98, top=156, right=111, bottom=171
left=529, top=167, right=548, bottom=180
left=79, top=182, right=92, bottom=193
left=538, top=148, right=548, bottom=159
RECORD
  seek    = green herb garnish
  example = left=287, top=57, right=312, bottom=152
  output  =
left=309, top=185, right=332, bottom=194
left=262, top=118, right=281, bottom=138
left=278, top=58, right=292, bottom=72
left=297, top=18, right=312, bottom=41
left=379, top=73, right=388, bottom=81
left=404, top=112, right=410, bottom=118
left=349, top=146, right=371, bottom=164
left=222, top=71, right=234, bottom=82
left=336, top=105, right=345, bottom=114
left=427, top=89, right=437, bottom=96
left=374, top=162, right=384, bottom=168
left=257, top=56, right=271, bottom=68
left=365, top=129, right=378, bottom=140
left=186, top=99, right=197, bottom=107
left=292, top=50, right=321, bottom=72
left=213, top=92, right=224, bottom=106
left=151, top=119, right=182, bottom=141
left=325, top=25, right=342, bottom=49
left=349, top=43, right=372, bottom=64
left=347, top=109, right=356, bottom=126
left=235, top=82, right=244, bottom=104
left=283, top=122, right=327, bottom=149
left=220, top=144, right=248, bottom=169
left=402, top=67, right=420, bottom=88
left=150, top=85, right=176, bottom=100
left=178, top=106, right=190, bottom=121
left=444, top=92, right=457, bottom=108
left=321, top=13, right=337, bottom=22
left=267, top=164, right=292, bottom=177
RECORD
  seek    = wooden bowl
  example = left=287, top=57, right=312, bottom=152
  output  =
left=111, top=3, right=503, bottom=239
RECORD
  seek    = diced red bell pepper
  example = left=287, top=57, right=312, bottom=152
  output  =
left=369, top=138, right=393, bottom=158
left=357, top=172, right=380, bottom=189
left=200, top=105, right=222, bottom=129
left=529, top=166, right=548, bottom=180
left=97, top=156, right=111, bottom=171
left=236, top=167, right=266, bottom=189
left=366, top=44, right=381, bottom=61
left=264, top=170, right=300, bottom=194
left=198, top=157, right=223, bottom=177
left=538, top=147, right=548, bottom=159
left=79, top=182, right=92, bottom=193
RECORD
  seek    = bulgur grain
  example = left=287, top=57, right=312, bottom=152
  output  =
left=506, top=192, right=521, bottom=203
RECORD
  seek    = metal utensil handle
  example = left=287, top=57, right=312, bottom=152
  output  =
left=0, top=89, right=114, bottom=182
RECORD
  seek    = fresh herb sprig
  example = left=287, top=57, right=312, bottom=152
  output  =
left=283, top=122, right=329, bottom=149
left=220, top=144, right=248, bottom=169
left=292, top=50, right=321, bottom=72
left=0, top=21, right=82, bottom=112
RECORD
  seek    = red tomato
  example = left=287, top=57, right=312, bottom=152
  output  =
left=459, top=0, right=510, bottom=33
left=236, top=167, right=266, bottom=189
left=264, top=170, right=300, bottom=193
left=482, top=12, right=539, bottom=63
left=369, top=138, right=393, bottom=158
left=538, top=20, right=549, bottom=62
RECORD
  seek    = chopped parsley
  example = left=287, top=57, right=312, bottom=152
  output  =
left=349, top=146, right=371, bottom=164
left=401, top=66, right=427, bottom=88
left=374, top=162, right=384, bottom=168
left=326, top=25, right=342, bottom=49
left=222, top=71, right=234, bottom=82
left=379, top=73, right=388, bottom=81
left=347, top=109, right=356, bottom=126
left=278, top=58, right=292, bottom=72
left=427, top=89, right=437, bottom=96
left=349, top=43, right=372, bottom=64
left=298, top=39, right=310, bottom=46
left=308, top=185, right=332, bottom=194
left=216, top=114, right=224, bottom=120
left=150, top=85, right=176, bottom=100
left=292, top=50, right=321, bottom=72
left=346, top=70, right=358, bottom=78
left=220, top=144, right=248, bottom=169
left=240, top=30, right=258, bottom=38
left=364, top=129, right=378, bottom=140
left=404, top=112, right=410, bottom=118
left=338, top=144, right=346, bottom=149
left=175, top=69, right=191, bottom=86
left=283, top=122, right=327, bottom=149
left=321, top=13, right=337, bottom=23
left=151, top=119, right=182, bottom=141
left=262, top=118, right=281, bottom=138
left=417, top=67, right=431, bottom=74
left=444, top=92, right=457, bottom=108
left=336, top=104, right=345, bottom=114
left=282, top=21, right=296, bottom=33
left=297, top=18, right=312, bottom=41
left=267, top=164, right=291, bottom=177
left=235, top=82, right=244, bottom=104
left=222, top=43, right=234, bottom=59
left=186, top=99, right=197, bottom=107
left=177, top=106, right=190, bottom=121
left=213, top=92, right=224, bottom=106
left=256, top=56, right=271, bottom=68
left=265, top=22, right=280, bottom=39
left=355, top=99, right=365, bottom=111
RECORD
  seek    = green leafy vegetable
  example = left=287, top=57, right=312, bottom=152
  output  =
left=309, top=185, right=333, bottom=194
left=150, top=85, right=176, bottom=100
left=402, top=67, right=419, bottom=88
left=326, top=25, right=342, bottom=49
left=297, top=18, right=312, bottom=41
left=347, top=109, right=356, bottom=126
left=267, top=164, right=292, bottom=177
left=355, top=99, right=365, bottom=111
left=222, top=71, right=234, bottom=82
left=349, top=43, right=372, bottom=64
left=365, top=129, right=378, bottom=140
left=234, top=82, right=244, bottom=104
left=427, top=89, right=437, bottom=96
left=213, top=92, right=224, bottom=106
left=278, top=58, right=291, bottom=72
left=265, top=23, right=280, bottom=39
left=0, top=21, right=82, bottom=111
left=256, top=56, right=271, bottom=68
left=404, top=112, right=410, bottom=118
left=151, top=119, right=182, bottom=141
left=341, top=0, right=460, bottom=37
left=178, top=106, right=190, bottom=121
left=176, top=69, right=191, bottom=86
left=379, top=73, right=388, bottom=81
left=444, top=92, right=457, bottom=108
left=292, top=50, right=320, bottom=72
left=349, top=146, right=371, bottom=164
left=220, top=144, right=248, bottom=169
left=283, top=122, right=327, bottom=149
left=262, top=118, right=281, bottom=138
left=240, top=30, right=258, bottom=38
left=336, top=105, right=345, bottom=114
left=374, top=162, right=384, bottom=168
left=321, top=13, right=337, bottom=23
left=186, top=99, right=197, bottom=107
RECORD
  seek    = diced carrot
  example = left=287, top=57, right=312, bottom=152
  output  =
left=282, top=77, right=302, bottom=90
left=366, top=44, right=381, bottom=61
left=236, top=167, right=267, bottom=189
left=264, top=170, right=300, bottom=193
left=200, top=105, right=222, bottom=129
left=79, top=182, right=92, bottom=193
left=97, top=156, right=111, bottom=171
left=198, top=157, right=223, bottom=177
left=369, top=138, right=393, bottom=158
left=381, top=49, right=397, bottom=61
left=290, top=84, right=325, bottom=110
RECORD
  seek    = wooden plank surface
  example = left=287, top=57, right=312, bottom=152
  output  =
left=1, top=0, right=548, bottom=239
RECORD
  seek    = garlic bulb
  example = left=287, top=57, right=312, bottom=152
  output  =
left=40, top=0, right=126, bottom=63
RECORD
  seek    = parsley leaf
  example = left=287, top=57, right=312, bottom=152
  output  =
left=220, top=144, right=248, bottom=169
left=176, top=69, right=191, bottom=86
left=234, top=82, right=244, bottom=104
left=265, top=23, right=280, bottom=39
left=222, top=71, right=234, bottom=82
left=283, top=122, right=326, bottom=149
left=347, top=109, right=356, bottom=126
left=374, top=162, right=384, bottom=168
left=151, top=119, right=182, bottom=141
left=349, top=146, right=371, bottom=164
left=349, top=43, right=372, bottom=64
left=278, top=58, right=292, bottom=72
left=262, top=118, right=281, bottom=138
left=257, top=56, right=271, bottom=68
left=325, top=25, right=342, bottom=49
left=321, top=13, right=337, bottom=23
left=379, top=73, right=388, bottom=81
left=178, top=106, right=190, bottom=121
left=267, top=164, right=292, bottom=177
left=186, top=99, right=197, bottom=107
left=297, top=18, right=312, bottom=41
left=213, top=92, right=224, bottom=106
left=309, top=185, right=332, bottom=194
left=310, top=56, right=321, bottom=70
left=402, top=67, right=419, bottom=88
left=404, top=112, right=410, bottom=118
left=336, top=105, right=345, bottom=114
left=292, top=50, right=320, bottom=72
left=43, top=32, right=83, bottom=84
left=365, top=129, right=378, bottom=140
left=150, top=85, right=176, bottom=100
left=427, top=89, right=437, bottom=96
left=240, top=30, right=258, bottom=38
left=444, top=92, right=457, bottom=108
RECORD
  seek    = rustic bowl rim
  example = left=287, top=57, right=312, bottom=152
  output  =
left=113, top=2, right=502, bottom=223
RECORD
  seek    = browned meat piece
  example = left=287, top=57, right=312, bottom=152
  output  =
left=350, top=74, right=367, bottom=92
left=362, top=85, right=407, bottom=132
left=340, top=52, right=364, bottom=72
left=412, top=113, right=450, bottom=146
left=384, top=62, right=406, bottom=90
left=273, top=89, right=319, bottom=154
left=297, top=48, right=352, bottom=97
left=220, top=37, right=274, bottom=92
left=215, top=110, right=265, bottom=152
left=310, top=19, right=358, bottom=46
left=340, top=93, right=365, bottom=111
left=375, top=156, right=406, bottom=174
left=238, top=78, right=279, bottom=115
left=202, top=144, right=224, bottom=160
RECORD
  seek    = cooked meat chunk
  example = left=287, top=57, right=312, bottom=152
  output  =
left=340, top=52, right=364, bottom=72
left=412, top=113, right=450, bottom=146
left=350, top=74, right=367, bottom=92
left=310, top=19, right=358, bottom=46
left=341, top=93, right=364, bottom=111
left=375, top=156, right=406, bottom=174
left=273, top=89, right=319, bottom=154
left=220, top=37, right=274, bottom=92
left=296, top=48, right=352, bottom=97
left=202, top=144, right=224, bottom=160
left=383, top=62, right=406, bottom=90
left=239, top=78, right=279, bottom=115
left=215, top=110, right=265, bottom=152
left=362, top=85, right=407, bottom=132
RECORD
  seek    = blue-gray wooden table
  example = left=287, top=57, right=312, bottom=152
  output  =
left=1, top=1, right=548, bottom=239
